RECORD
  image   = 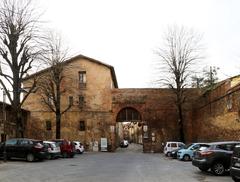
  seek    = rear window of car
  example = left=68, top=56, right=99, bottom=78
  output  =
left=198, top=145, right=210, bottom=151
left=216, top=144, right=235, bottom=151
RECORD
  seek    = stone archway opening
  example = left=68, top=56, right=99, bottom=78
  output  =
left=116, top=107, right=143, bottom=152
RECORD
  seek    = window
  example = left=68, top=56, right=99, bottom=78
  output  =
left=19, top=140, right=30, bottom=145
left=79, top=95, right=85, bottom=108
left=216, top=144, right=234, bottom=151
left=79, top=71, right=86, bottom=88
left=46, top=120, right=52, bottom=131
left=191, top=144, right=200, bottom=150
left=226, top=94, right=233, bottom=110
left=48, top=96, right=54, bottom=105
left=69, top=96, right=73, bottom=106
left=5, top=139, right=17, bottom=146
left=79, top=121, right=85, bottom=131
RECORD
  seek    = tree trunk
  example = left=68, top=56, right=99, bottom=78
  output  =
left=56, top=110, right=61, bottom=139
left=178, top=104, right=185, bottom=143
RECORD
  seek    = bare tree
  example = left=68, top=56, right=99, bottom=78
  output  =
left=156, top=25, right=204, bottom=142
left=37, top=33, right=73, bottom=139
left=0, top=0, right=43, bottom=137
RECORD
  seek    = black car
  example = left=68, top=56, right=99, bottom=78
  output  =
left=230, top=144, right=240, bottom=181
left=0, top=138, right=47, bottom=162
left=170, top=146, right=185, bottom=159
left=192, top=141, right=240, bottom=176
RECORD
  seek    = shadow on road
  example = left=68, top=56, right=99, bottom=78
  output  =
left=116, top=143, right=143, bottom=153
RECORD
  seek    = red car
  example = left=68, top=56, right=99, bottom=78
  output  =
left=52, top=139, right=75, bottom=158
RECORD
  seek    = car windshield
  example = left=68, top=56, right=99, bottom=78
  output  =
left=184, top=143, right=193, bottom=149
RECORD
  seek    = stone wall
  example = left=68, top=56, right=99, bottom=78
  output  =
left=192, top=79, right=240, bottom=142
left=112, top=88, right=199, bottom=152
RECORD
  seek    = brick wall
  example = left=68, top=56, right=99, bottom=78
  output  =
left=112, top=88, right=199, bottom=152
left=192, top=79, right=240, bottom=142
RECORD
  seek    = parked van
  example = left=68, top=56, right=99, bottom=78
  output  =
left=164, top=141, right=185, bottom=157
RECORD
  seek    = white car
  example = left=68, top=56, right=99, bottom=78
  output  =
left=73, top=141, right=84, bottom=154
left=164, top=141, right=185, bottom=157
left=120, top=139, right=129, bottom=148
left=43, top=141, right=61, bottom=159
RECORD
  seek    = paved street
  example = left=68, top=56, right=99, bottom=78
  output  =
left=0, top=144, right=233, bottom=182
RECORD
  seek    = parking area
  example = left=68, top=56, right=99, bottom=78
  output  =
left=0, top=144, right=232, bottom=182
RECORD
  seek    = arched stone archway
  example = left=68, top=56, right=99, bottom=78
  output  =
left=116, top=107, right=142, bottom=122
left=115, top=107, right=143, bottom=150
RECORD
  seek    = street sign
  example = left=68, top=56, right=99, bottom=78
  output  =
left=101, top=138, right=108, bottom=152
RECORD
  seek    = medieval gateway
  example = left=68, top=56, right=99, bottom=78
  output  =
left=4, top=54, right=239, bottom=152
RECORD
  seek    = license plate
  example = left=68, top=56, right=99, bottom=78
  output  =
left=235, top=162, right=240, bottom=167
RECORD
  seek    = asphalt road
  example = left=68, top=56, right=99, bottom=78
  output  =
left=0, top=144, right=233, bottom=182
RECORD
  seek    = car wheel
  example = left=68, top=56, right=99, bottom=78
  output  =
left=167, top=152, right=171, bottom=157
left=232, top=176, right=240, bottom=182
left=211, top=162, right=225, bottom=176
left=76, top=149, right=80, bottom=154
left=183, top=154, right=190, bottom=161
left=198, top=167, right=209, bottom=172
left=26, top=153, right=35, bottom=162
left=62, top=152, right=68, bottom=158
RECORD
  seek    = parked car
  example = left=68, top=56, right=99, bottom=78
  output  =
left=120, top=140, right=129, bottom=148
left=177, top=143, right=207, bottom=161
left=52, top=139, right=75, bottom=158
left=73, top=141, right=84, bottom=154
left=170, top=145, right=186, bottom=159
left=43, top=141, right=61, bottom=159
left=0, top=138, right=47, bottom=162
left=230, top=144, right=240, bottom=181
left=230, top=145, right=240, bottom=182
left=192, top=141, right=240, bottom=176
left=164, top=141, right=185, bottom=157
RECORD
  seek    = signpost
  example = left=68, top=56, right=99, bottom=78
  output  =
left=100, top=138, right=108, bottom=152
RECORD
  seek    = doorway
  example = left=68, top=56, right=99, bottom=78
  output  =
left=116, top=107, right=143, bottom=152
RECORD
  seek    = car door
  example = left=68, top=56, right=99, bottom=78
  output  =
left=16, top=139, right=30, bottom=158
left=189, top=144, right=200, bottom=157
left=5, top=139, right=18, bottom=157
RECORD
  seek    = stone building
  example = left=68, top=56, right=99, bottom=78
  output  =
left=0, top=102, right=29, bottom=142
left=22, top=54, right=240, bottom=152
left=23, top=55, right=118, bottom=151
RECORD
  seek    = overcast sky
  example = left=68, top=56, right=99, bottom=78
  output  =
left=37, top=0, right=240, bottom=88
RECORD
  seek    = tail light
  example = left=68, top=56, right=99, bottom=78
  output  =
left=199, top=151, right=213, bottom=157
left=34, top=143, right=44, bottom=152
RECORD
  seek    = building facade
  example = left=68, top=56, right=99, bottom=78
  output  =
left=22, top=54, right=240, bottom=152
